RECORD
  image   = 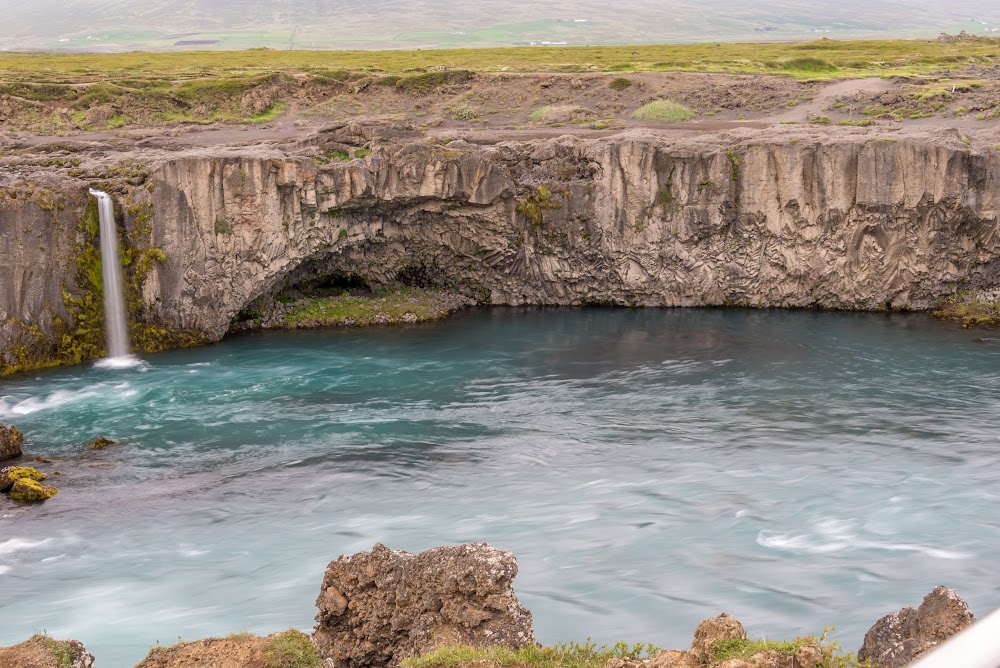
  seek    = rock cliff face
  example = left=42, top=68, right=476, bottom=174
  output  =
left=2, top=124, right=999, bottom=372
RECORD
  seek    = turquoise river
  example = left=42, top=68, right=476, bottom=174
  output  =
left=1, top=308, right=998, bottom=666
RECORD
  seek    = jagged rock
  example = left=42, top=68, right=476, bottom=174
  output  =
left=1, top=465, right=46, bottom=492
left=313, top=542, right=534, bottom=668
left=690, top=613, right=746, bottom=663
left=0, top=423, right=23, bottom=460
left=857, top=585, right=975, bottom=667
left=135, top=630, right=319, bottom=668
left=0, top=635, right=94, bottom=668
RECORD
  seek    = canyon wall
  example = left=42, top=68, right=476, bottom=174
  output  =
left=1, top=125, right=998, bottom=372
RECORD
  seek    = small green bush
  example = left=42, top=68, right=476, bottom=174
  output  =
left=631, top=100, right=695, bottom=122
left=265, top=630, right=321, bottom=668
left=609, top=78, right=633, bottom=91
left=782, top=57, right=839, bottom=72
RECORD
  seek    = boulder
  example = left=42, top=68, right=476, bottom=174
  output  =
left=313, top=542, right=535, bottom=668
left=0, top=423, right=23, bottom=460
left=1, top=465, right=46, bottom=492
left=10, top=477, right=59, bottom=501
left=0, top=635, right=94, bottom=668
left=857, top=586, right=975, bottom=667
left=690, top=613, right=746, bottom=663
left=135, top=630, right=318, bottom=668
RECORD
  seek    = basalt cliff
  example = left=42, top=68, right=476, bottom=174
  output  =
left=1, top=122, right=998, bottom=374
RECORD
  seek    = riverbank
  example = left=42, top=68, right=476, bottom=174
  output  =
left=0, top=543, right=979, bottom=668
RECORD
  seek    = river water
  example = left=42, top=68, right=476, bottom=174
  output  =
left=1, top=308, right=998, bottom=666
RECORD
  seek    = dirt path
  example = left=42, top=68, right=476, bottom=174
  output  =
left=766, top=78, right=897, bottom=123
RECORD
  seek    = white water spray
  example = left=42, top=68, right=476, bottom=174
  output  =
left=89, top=189, right=131, bottom=359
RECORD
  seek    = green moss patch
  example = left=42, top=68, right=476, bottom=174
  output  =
left=933, top=293, right=1000, bottom=327
left=282, top=287, right=466, bottom=329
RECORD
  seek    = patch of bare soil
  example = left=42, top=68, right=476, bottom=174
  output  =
left=4, top=69, right=999, bottom=153
left=135, top=635, right=269, bottom=668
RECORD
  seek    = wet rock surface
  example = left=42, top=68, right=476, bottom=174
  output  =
left=0, top=423, right=23, bottom=460
left=313, top=542, right=535, bottom=668
left=857, top=585, right=975, bottom=667
left=2, top=465, right=58, bottom=501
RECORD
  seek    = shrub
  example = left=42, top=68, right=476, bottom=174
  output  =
left=632, top=100, right=695, bottom=122
left=609, top=78, right=633, bottom=91
left=782, top=57, right=839, bottom=72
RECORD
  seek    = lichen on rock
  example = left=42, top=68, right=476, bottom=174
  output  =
left=1, top=465, right=47, bottom=491
left=314, top=542, right=535, bottom=668
left=10, top=477, right=59, bottom=502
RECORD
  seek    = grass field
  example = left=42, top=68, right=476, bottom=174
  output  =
left=0, top=38, right=996, bottom=84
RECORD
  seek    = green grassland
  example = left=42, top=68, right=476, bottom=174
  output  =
left=0, top=38, right=996, bottom=84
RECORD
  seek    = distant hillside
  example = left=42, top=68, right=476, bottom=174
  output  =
left=2, top=0, right=999, bottom=51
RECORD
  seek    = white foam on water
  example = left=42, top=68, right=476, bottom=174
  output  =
left=0, top=537, right=52, bottom=556
left=0, top=388, right=102, bottom=416
left=757, top=520, right=973, bottom=560
left=0, top=565, right=9, bottom=575
left=94, top=355, right=148, bottom=371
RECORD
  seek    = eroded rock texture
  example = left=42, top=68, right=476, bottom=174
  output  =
left=2, top=124, right=1000, bottom=372
left=313, top=542, right=534, bottom=668
left=0, top=423, right=23, bottom=460
left=857, top=585, right=975, bottom=667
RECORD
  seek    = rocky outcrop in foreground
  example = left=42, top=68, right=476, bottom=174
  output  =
left=0, top=635, right=94, bottom=668
left=314, top=542, right=535, bottom=668
left=0, top=543, right=982, bottom=668
left=858, top=586, right=976, bottom=667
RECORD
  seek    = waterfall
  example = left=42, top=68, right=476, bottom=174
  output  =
left=89, top=189, right=131, bottom=359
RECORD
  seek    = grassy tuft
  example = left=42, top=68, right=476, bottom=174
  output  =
left=608, top=77, right=633, bottom=91
left=631, top=99, right=694, bottom=122
left=266, top=630, right=321, bottom=668
left=781, top=57, right=839, bottom=72
left=403, top=641, right=658, bottom=668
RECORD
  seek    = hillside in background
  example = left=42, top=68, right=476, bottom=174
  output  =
left=2, top=0, right=1000, bottom=51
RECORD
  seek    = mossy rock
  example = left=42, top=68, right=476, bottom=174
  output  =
left=0, top=423, right=24, bottom=461
left=0, top=465, right=47, bottom=492
left=85, top=435, right=116, bottom=450
left=10, top=477, right=59, bottom=502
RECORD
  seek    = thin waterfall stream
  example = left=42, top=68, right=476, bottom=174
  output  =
left=88, top=189, right=131, bottom=359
